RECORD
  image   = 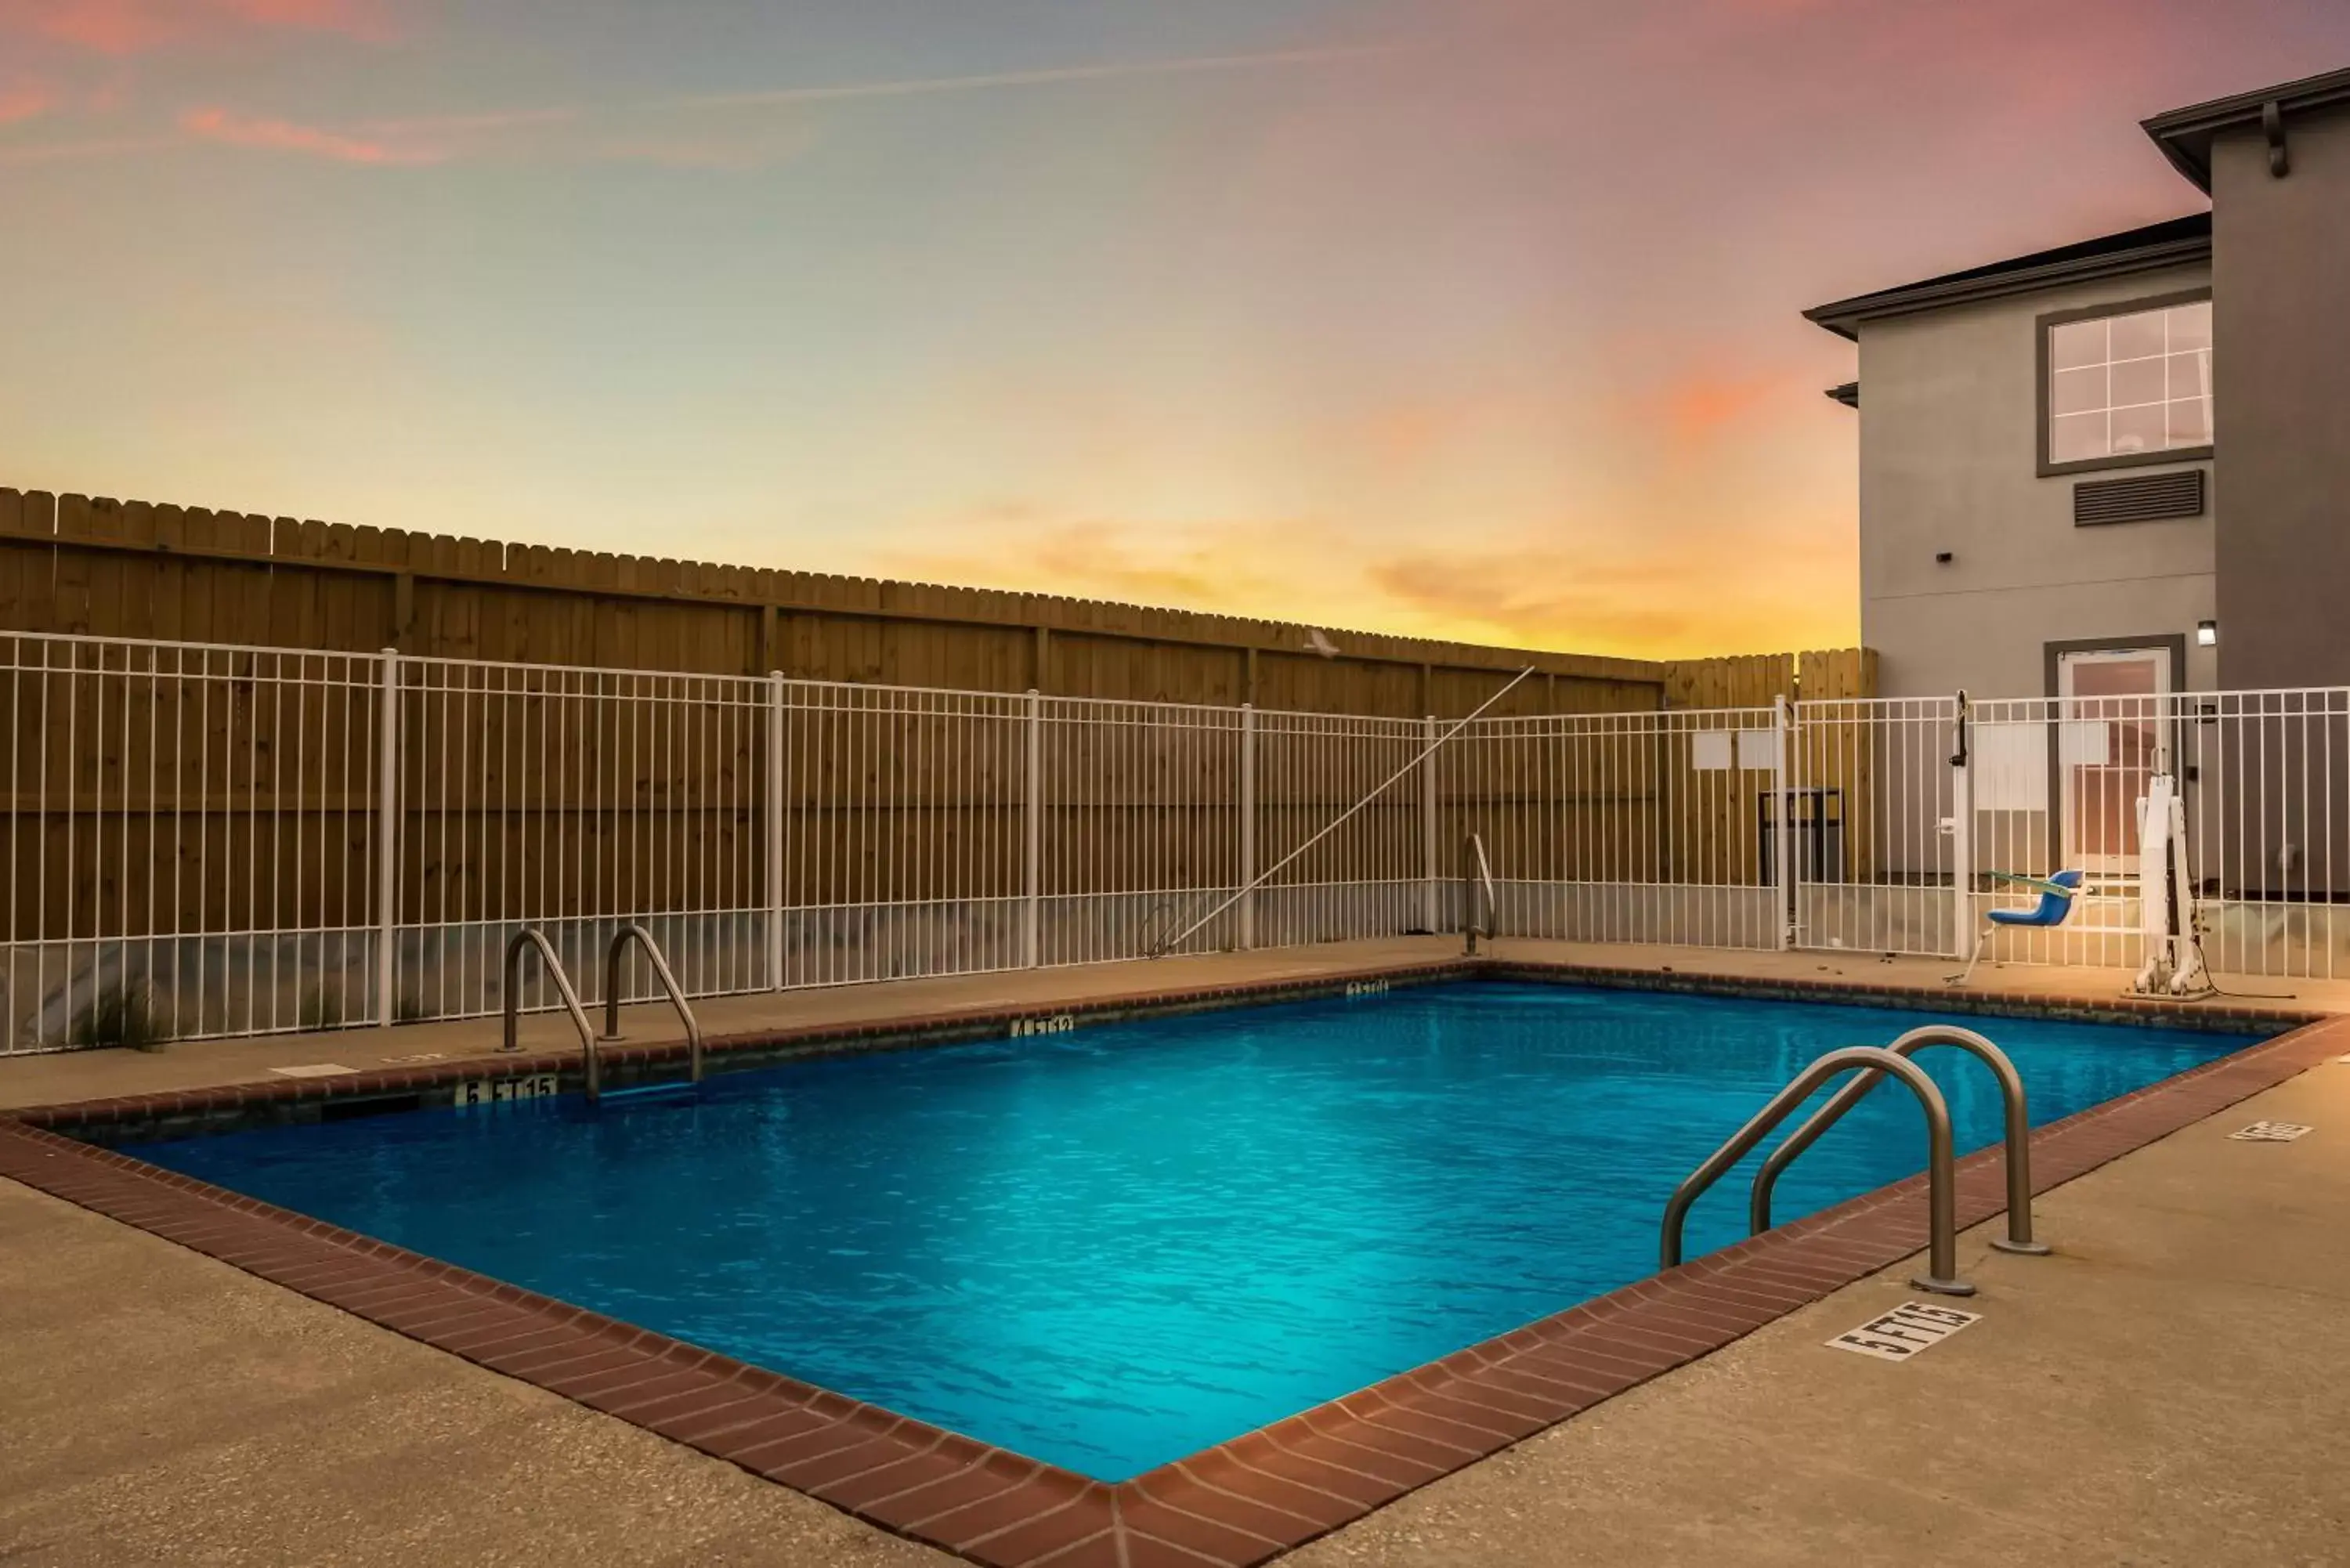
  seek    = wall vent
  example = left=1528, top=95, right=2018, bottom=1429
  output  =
left=2074, top=469, right=2204, bottom=526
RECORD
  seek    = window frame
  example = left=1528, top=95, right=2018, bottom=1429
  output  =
left=2035, top=287, right=2214, bottom=478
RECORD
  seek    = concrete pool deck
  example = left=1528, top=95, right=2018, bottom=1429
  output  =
left=1289, top=1055, right=2350, bottom=1567
left=1, top=934, right=2339, bottom=1114
left=5, top=939, right=2349, bottom=1564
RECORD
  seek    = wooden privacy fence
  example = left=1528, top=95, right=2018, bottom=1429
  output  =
left=0, top=627, right=1882, bottom=1051
left=2, top=486, right=1687, bottom=716
left=0, top=482, right=1877, bottom=1049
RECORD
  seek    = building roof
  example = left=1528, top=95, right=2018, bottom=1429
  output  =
left=2143, top=63, right=2350, bottom=190
left=1801, top=213, right=2210, bottom=341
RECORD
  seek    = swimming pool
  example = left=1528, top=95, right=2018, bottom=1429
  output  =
left=129, top=981, right=2243, bottom=1480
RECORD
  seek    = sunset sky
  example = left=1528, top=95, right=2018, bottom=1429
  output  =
left=6, top=2, right=2348, bottom=658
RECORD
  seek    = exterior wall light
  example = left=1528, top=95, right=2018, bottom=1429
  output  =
left=2196, top=620, right=2218, bottom=647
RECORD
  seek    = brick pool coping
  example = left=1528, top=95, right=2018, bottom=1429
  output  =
left=8, top=956, right=2316, bottom=1143
left=2, top=963, right=2343, bottom=1567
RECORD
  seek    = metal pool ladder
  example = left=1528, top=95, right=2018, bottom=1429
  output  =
left=1661, top=1045, right=1976, bottom=1296
left=597, top=922, right=705, bottom=1089
left=1749, top=1024, right=2048, bottom=1257
left=1462, top=833, right=1497, bottom=956
left=501, top=927, right=602, bottom=1098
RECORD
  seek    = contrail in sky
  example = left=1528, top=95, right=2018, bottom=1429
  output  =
left=676, top=44, right=1408, bottom=110
left=0, top=42, right=1405, bottom=165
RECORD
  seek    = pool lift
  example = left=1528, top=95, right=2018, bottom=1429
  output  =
left=2131, top=772, right=2213, bottom=998
left=1946, top=870, right=2084, bottom=988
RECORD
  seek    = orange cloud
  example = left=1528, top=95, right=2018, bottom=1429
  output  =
left=876, top=502, right=1855, bottom=660
left=1361, top=515, right=1859, bottom=656
left=0, top=0, right=386, bottom=54
left=1363, top=549, right=1722, bottom=652
left=898, top=511, right=1307, bottom=611
left=181, top=104, right=442, bottom=163
left=1355, top=399, right=1484, bottom=464
left=878, top=508, right=1334, bottom=627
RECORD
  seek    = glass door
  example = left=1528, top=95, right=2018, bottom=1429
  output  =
left=2057, top=649, right=2171, bottom=874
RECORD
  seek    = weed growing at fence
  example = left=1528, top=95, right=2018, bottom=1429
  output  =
left=74, top=982, right=166, bottom=1052
left=298, top=985, right=345, bottom=1031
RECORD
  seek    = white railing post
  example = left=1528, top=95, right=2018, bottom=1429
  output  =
left=1773, top=693, right=1795, bottom=951
left=1949, top=690, right=1974, bottom=961
left=1421, top=714, right=1439, bottom=932
left=1023, top=689, right=1042, bottom=966
left=375, top=647, right=400, bottom=1026
left=766, top=671, right=786, bottom=990
left=1238, top=703, right=1257, bottom=949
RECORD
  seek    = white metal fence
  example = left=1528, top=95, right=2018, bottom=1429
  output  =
left=1444, top=706, right=1784, bottom=951
left=1786, top=695, right=1961, bottom=958
left=0, top=635, right=389, bottom=1047
left=5, top=629, right=2347, bottom=1051
left=1962, top=688, right=2350, bottom=979
left=1781, top=689, right=2350, bottom=981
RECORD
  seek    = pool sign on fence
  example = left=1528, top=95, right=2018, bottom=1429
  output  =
left=1826, top=1301, right=1982, bottom=1362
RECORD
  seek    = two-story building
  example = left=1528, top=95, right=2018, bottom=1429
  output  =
left=1806, top=63, right=2350, bottom=705
left=1804, top=67, right=2350, bottom=959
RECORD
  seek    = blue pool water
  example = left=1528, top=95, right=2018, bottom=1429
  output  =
left=130, top=982, right=2243, bottom=1479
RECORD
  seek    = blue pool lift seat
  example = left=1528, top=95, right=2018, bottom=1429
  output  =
left=1946, top=869, right=2085, bottom=987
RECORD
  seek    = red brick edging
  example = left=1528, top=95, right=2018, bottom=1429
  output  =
left=13, top=956, right=2308, bottom=1144
left=2, top=970, right=2342, bottom=1566
left=12, top=961, right=1495, bottom=1141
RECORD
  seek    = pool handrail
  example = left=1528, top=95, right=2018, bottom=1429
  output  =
left=1660, top=1045, right=1974, bottom=1296
left=598, top=921, right=705, bottom=1088
left=1749, top=1024, right=2048, bottom=1255
left=501, top=926, right=602, bottom=1099
left=1462, top=833, right=1497, bottom=955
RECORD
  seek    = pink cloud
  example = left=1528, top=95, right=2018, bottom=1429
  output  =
left=1660, top=372, right=1799, bottom=445
left=0, top=0, right=388, bottom=55
left=223, top=0, right=379, bottom=33
left=6, top=0, right=177, bottom=52
left=0, top=79, right=60, bottom=124
left=181, top=104, right=442, bottom=163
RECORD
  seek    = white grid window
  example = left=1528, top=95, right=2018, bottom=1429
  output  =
left=2048, top=298, right=2211, bottom=466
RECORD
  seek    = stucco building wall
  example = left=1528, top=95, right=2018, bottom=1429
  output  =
left=2208, top=111, right=2350, bottom=690
left=1854, top=263, right=2218, bottom=699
